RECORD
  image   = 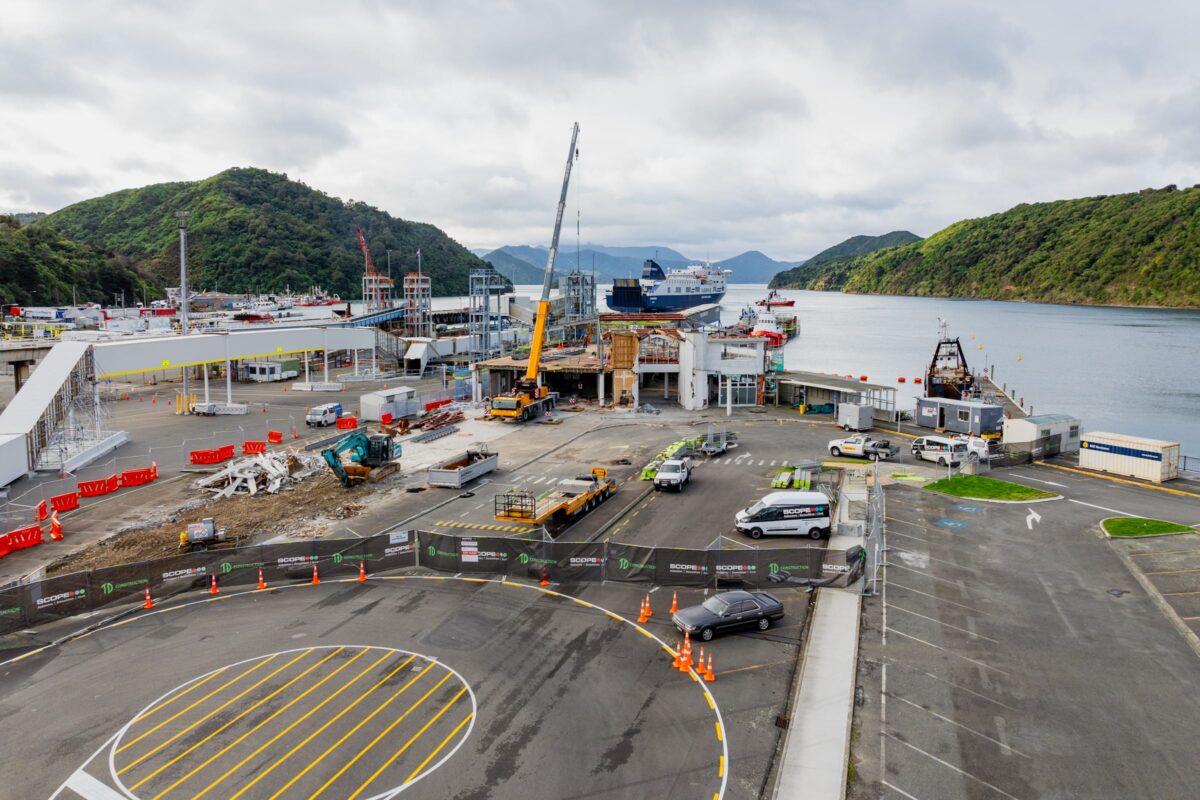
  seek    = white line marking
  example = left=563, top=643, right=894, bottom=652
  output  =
left=892, top=696, right=1026, bottom=757
left=888, top=604, right=998, bottom=643
left=1034, top=572, right=1079, bottom=640
left=882, top=780, right=923, bottom=800
left=887, top=628, right=1008, bottom=675
left=908, top=666, right=1014, bottom=710
left=883, top=732, right=1022, bottom=800
left=458, top=511, right=470, bottom=518
left=1067, top=498, right=1136, bottom=517
left=66, top=769, right=127, bottom=799
left=758, top=460, right=765, bottom=466
left=994, top=715, right=1013, bottom=757
left=1025, top=507, right=1041, bottom=530
left=889, top=545, right=971, bottom=571
left=770, top=460, right=777, bottom=466
left=887, top=582, right=989, bottom=616
left=886, top=516, right=927, bottom=529
left=884, top=561, right=963, bottom=588
left=885, top=529, right=929, bottom=544
left=1011, top=474, right=1067, bottom=487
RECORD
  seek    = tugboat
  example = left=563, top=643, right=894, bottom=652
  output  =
left=924, top=319, right=975, bottom=400
left=755, top=289, right=794, bottom=308
left=605, top=260, right=730, bottom=313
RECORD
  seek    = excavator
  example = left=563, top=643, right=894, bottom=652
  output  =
left=322, top=432, right=402, bottom=486
left=490, top=122, right=580, bottom=422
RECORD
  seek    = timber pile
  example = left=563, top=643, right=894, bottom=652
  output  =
left=193, top=451, right=324, bottom=498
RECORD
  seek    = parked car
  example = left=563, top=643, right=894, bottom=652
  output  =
left=828, top=434, right=896, bottom=460
left=672, top=590, right=786, bottom=641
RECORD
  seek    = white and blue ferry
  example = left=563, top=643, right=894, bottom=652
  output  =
left=605, top=260, right=731, bottom=313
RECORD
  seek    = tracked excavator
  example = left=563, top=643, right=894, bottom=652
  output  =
left=489, top=122, right=580, bottom=422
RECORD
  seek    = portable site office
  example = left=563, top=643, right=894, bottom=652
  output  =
left=915, top=397, right=1003, bottom=435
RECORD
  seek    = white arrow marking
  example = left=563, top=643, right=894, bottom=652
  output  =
left=1016, top=474, right=1067, bottom=487
left=1026, top=507, right=1042, bottom=530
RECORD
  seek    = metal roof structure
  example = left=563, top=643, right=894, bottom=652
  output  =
left=776, top=370, right=895, bottom=394
left=1019, top=413, right=1080, bottom=425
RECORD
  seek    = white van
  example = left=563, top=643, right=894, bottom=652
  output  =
left=735, top=491, right=832, bottom=540
left=306, top=402, right=343, bottom=427
left=910, top=435, right=968, bottom=466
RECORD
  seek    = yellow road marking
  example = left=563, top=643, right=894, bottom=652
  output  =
left=131, top=668, right=228, bottom=725
left=719, top=755, right=725, bottom=777
left=130, top=649, right=345, bottom=791
left=346, top=687, right=469, bottom=800
left=705, top=693, right=715, bottom=710
left=1038, top=462, right=1200, bottom=498
left=308, top=671, right=455, bottom=800
left=401, top=711, right=474, bottom=785
left=267, top=660, right=436, bottom=800
left=715, top=721, right=723, bottom=741
left=118, top=653, right=304, bottom=769
left=636, top=628, right=655, bottom=639
left=193, top=648, right=383, bottom=800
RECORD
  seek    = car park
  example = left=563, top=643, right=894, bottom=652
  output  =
left=734, top=490, right=832, bottom=540
left=672, top=590, right=786, bottom=641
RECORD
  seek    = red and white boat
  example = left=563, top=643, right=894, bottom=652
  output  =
left=755, top=289, right=794, bottom=308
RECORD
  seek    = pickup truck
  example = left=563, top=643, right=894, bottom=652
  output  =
left=828, top=434, right=897, bottom=460
left=654, top=458, right=692, bottom=492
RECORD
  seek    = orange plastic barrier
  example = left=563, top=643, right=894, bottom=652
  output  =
left=380, top=412, right=393, bottom=425
left=336, top=416, right=358, bottom=430
left=119, top=467, right=155, bottom=488
left=0, top=525, right=44, bottom=558
left=267, top=430, right=284, bottom=444
left=424, top=399, right=452, bottom=413
left=35, top=500, right=48, bottom=522
left=242, top=441, right=266, bottom=455
left=78, top=475, right=118, bottom=497
left=50, top=492, right=80, bottom=512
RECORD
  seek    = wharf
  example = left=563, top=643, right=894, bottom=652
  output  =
left=978, top=375, right=1028, bottom=419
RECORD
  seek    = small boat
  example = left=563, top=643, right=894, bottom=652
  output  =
left=231, top=311, right=274, bottom=323
left=755, top=289, right=794, bottom=308
left=749, top=312, right=787, bottom=348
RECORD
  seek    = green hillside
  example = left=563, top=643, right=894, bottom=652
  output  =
left=0, top=215, right=154, bottom=305
left=482, top=248, right=549, bottom=284
left=769, top=231, right=921, bottom=290
left=37, top=167, right=486, bottom=297
left=770, top=188, right=1200, bottom=307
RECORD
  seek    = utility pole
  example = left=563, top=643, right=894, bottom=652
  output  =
left=177, top=211, right=190, bottom=402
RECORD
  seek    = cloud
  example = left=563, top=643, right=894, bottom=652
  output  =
left=0, top=0, right=1198, bottom=259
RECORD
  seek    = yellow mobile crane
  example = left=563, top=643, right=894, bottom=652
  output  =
left=490, top=122, right=580, bottom=422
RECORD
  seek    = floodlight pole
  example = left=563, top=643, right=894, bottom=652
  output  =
left=177, top=211, right=191, bottom=404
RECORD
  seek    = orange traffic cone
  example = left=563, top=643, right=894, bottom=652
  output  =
left=256, top=568, right=267, bottom=590
left=143, top=586, right=155, bottom=609
left=704, top=654, right=715, bottom=682
left=682, top=632, right=694, bottom=668
left=357, top=560, right=367, bottom=582
left=150, top=461, right=158, bottom=480
left=209, top=574, right=219, bottom=595
left=637, top=597, right=649, bottom=624
left=669, top=591, right=679, bottom=614
left=696, top=646, right=706, bottom=673
left=672, top=641, right=684, bottom=669
left=643, top=592, right=653, bottom=620
left=539, top=568, right=550, bottom=587
left=151, top=394, right=156, bottom=405
left=311, top=562, right=321, bottom=585
left=50, top=510, right=63, bottom=541
left=290, top=423, right=298, bottom=440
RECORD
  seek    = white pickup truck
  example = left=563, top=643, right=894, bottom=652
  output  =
left=653, top=458, right=693, bottom=492
left=828, top=434, right=897, bottom=460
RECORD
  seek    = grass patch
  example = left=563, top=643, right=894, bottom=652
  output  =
left=925, top=474, right=1055, bottom=501
left=1102, top=517, right=1193, bottom=537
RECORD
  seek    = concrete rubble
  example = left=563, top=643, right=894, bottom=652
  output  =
left=192, top=451, right=324, bottom=498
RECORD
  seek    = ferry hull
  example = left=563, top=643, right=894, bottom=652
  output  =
left=605, top=290, right=724, bottom=313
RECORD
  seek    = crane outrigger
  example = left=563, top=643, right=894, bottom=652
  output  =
left=490, top=122, right=580, bottom=422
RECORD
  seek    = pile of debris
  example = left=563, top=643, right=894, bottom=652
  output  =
left=413, top=409, right=465, bottom=432
left=193, top=451, right=324, bottom=498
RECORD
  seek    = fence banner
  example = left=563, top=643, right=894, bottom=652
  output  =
left=505, top=538, right=555, bottom=582
left=23, top=571, right=92, bottom=627
left=417, top=531, right=460, bottom=573
left=211, top=546, right=269, bottom=587
left=604, top=543, right=658, bottom=583
left=551, top=541, right=605, bottom=583
left=0, top=583, right=26, bottom=634
left=366, top=530, right=418, bottom=571
left=260, top=542, right=319, bottom=581
left=313, top=538, right=371, bottom=577
left=757, top=548, right=825, bottom=588
left=90, top=560, right=157, bottom=609
left=456, top=536, right=511, bottom=574
left=655, top=546, right=711, bottom=586
left=712, top=548, right=761, bottom=586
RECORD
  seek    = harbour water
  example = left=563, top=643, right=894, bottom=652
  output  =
left=501, top=284, right=1200, bottom=453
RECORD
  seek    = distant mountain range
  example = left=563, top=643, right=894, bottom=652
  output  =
left=479, top=244, right=797, bottom=284
left=768, top=186, right=1200, bottom=307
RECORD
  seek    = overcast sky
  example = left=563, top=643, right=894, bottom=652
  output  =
left=2, top=1, right=1198, bottom=261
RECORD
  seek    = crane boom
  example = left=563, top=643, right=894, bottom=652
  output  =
left=356, top=227, right=377, bottom=274
left=525, top=122, right=580, bottom=382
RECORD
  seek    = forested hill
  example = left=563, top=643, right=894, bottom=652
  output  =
left=769, top=187, right=1200, bottom=307
left=37, top=168, right=486, bottom=297
left=0, top=215, right=153, bottom=305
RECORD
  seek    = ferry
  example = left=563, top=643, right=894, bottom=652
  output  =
left=605, top=260, right=730, bottom=313
left=755, top=289, right=794, bottom=308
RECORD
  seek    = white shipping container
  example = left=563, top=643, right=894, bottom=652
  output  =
left=360, top=386, right=415, bottom=421
left=1079, top=431, right=1180, bottom=483
left=0, top=433, right=28, bottom=488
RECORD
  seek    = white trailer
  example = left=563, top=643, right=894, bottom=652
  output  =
left=1079, top=432, right=1180, bottom=483
left=837, top=402, right=874, bottom=431
left=426, top=450, right=499, bottom=488
left=192, top=402, right=249, bottom=416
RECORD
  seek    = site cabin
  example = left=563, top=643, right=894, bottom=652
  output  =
left=241, top=360, right=299, bottom=383
left=837, top=402, right=874, bottom=432
left=494, top=467, right=616, bottom=525
left=426, top=449, right=499, bottom=488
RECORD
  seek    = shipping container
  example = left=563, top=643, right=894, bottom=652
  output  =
left=360, top=386, right=416, bottom=422
left=1079, top=432, right=1180, bottom=483
left=915, top=397, right=1003, bottom=435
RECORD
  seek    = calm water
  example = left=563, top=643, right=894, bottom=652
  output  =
left=500, top=283, right=1200, bottom=453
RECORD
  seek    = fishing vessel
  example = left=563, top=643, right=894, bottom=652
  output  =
left=924, top=319, right=975, bottom=400
left=605, top=260, right=730, bottom=313
left=755, top=289, right=794, bottom=308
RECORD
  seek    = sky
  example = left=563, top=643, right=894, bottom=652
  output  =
left=2, top=1, right=1198, bottom=261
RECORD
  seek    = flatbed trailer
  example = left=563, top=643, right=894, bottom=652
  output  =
left=494, top=467, right=616, bottom=525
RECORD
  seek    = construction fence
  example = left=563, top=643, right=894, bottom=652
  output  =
left=0, top=531, right=864, bottom=636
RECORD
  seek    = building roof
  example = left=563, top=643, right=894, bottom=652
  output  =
left=918, top=396, right=1001, bottom=409
left=776, top=370, right=896, bottom=394
left=1019, top=413, right=1080, bottom=424
left=481, top=346, right=607, bottom=374
left=1082, top=431, right=1179, bottom=448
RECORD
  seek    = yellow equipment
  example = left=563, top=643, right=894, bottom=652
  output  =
left=490, top=122, right=580, bottom=422
left=494, top=467, right=615, bottom=526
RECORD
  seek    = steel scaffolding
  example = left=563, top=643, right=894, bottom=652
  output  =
left=560, top=270, right=596, bottom=324
left=403, top=272, right=432, bottom=338
left=469, top=266, right=506, bottom=362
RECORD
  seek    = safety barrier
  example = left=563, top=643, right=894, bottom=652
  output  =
left=0, top=525, right=44, bottom=561
left=242, top=441, right=267, bottom=455
left=189, top=445, right=236, bottom=465
left=35, top=500, right=48, bottom=522
left=336, top=416, right=358, bottom=430
left=78, top=474, right=119, bottom=497
left=267, top=430, right=284, bottom=444
left=424, top=398, right=452, bottom=413
left=0, top=532, right=865, bottom=635
left=50, top=492, right=80, bottom=513
left=119, top=467, right=156, bottom=488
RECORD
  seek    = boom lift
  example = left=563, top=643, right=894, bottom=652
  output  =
left=322, top=432, right=402, bottom=486
left=490, top=122, right=580, bottom=422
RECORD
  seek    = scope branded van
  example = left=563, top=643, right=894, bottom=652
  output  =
left=735, top=491, right=832, bottom=540
left=306, top=402, right=343, bottom=427
left=910, top=435, right=968, bottom=466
